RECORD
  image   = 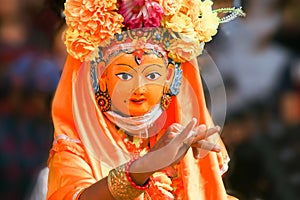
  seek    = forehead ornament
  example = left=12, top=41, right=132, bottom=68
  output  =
left=133, top=49, right=145, bottom=65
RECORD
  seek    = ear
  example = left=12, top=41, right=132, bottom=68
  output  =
left=98, top=62, right=107, bottom=91
left=99, top=78, right=106, bottom=92
left=166, top=62, right=175, bottom=87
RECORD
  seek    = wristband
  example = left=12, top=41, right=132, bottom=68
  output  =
left=125, top=158, right=151, bottom=190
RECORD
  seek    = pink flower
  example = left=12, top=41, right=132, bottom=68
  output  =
left=119, top=0, right=164, bottom=29
left=144, top=1, right=164, bottom=27
left=134, top=0, right=145, bottom=7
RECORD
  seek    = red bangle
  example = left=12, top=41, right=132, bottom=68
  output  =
left=125, top=158, right=151, bottom=190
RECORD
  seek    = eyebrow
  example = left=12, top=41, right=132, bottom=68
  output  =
left=141, top=64, right=164, bottom=73
left=116, top=64, right=137, bottom=72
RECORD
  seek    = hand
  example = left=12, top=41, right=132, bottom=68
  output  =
left=154, top=122, right=221, bottom=161
left=130, top=118, right=197, bottom=174
left=147, top=119, right=222, bottom=166
left=189, top=124, right=221, bottom=159
left=128, top=118, right=221, bottom=184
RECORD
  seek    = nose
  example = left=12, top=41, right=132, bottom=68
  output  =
left=133, top=75, right=146, bottom=95
left=133, top=85, right=146, bottom=95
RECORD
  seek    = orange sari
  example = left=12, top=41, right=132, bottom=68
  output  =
left=47, top=55, right=233, bottom=199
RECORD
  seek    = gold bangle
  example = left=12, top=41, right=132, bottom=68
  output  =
left=107, top=163, right=144, bottom=200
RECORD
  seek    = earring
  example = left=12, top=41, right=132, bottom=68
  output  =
left=161, top=93, right=172, bottom=111
left=95, top=89, right=111, bottom=112
left=168, top=60, right=182, bottom=96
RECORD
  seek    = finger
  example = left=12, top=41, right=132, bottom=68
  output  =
left=166, top=131, right=180, bottom=139
left=168, top=123, right=184, bottom=132
left=192, top=125, right=220, bottom=143
left=173, top=144, right=189, bottom=163
left=165, top=119, right=197, bottom=165
left=181, top=124, right=206, bottom=147
left=191, top=140, right=221, bottom=153
left=192, top=147, right=201, bottom=159
left=175, top=118, right=197, bottom=142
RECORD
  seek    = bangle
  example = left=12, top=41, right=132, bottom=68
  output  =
left=125, top=158, right=151, bottom=190
left=108, top=159, right=150, bottom=200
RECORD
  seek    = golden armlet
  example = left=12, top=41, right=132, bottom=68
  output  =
left=107, top=161, right=150, bottom=200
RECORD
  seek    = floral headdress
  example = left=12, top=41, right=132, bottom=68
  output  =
left=64, top=0, right=245, bottom=62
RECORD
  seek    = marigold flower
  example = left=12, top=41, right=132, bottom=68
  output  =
left=164, top=13, right=196, bottom=39
left=91, top=11, right=124, bottom=40
left=64, top=0, right=124, bottom=61
left=64, top=28, right=96, bottom=61
left=183, top=0, right=201, bottom=20
left=64, top=0, right=222, bottom=62
left=167, top=37, right=203, bottom=62
left=195, top=0, right=220, bottom=42
left=159, top=0, right=182, bottom=16
left=146, top=171, right=175, bottom=199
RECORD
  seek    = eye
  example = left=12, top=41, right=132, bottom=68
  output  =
left=116, top=73, right=133, bottom=81
left=146, top=72, right=161, bottom=80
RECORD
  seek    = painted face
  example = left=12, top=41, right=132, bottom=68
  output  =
left=102, top=52, right=171, bottom=116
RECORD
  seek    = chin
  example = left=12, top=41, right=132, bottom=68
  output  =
left=129, top=110, right=149, bottom=117
left=129, top=106, right=152, bottom=117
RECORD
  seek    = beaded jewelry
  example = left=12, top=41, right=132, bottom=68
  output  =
left=125, top=158, right=151, bottom=190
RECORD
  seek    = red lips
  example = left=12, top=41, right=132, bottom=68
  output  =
left=130, top=98, right=146, bottom=104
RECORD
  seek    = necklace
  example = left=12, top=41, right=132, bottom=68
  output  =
left=117, top=127, right=150, bottom=155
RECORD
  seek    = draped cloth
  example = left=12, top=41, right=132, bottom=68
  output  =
left=46, top=55, right=234, bottom=199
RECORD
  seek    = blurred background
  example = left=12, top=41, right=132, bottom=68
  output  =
left=0, top=0, right=299, bottom=199
left=0, top=0, right=65, bottom=199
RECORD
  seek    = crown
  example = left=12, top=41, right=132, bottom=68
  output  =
left=64, top=0, right=245, bottom=62
left=90, top=27, right=203, bottom=66
left=95, top=28, right=172, bottom=64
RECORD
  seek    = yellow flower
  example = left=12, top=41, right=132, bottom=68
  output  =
left=64, top=28, right=96, bottom=61
left=163, top=0, right=219, bottom=45
left=64, top=0, right=124, bottom=61
left=167, top=37, right=203, bottom=62
left=180, top=0, right=201, bottom=20
left=159, top=0, right=182, bottom=16
left=194, top=0, right=220, bottom=42
left=63, top=0, right=224, bottom=62
left=65, top=0, right=123, bottom=34
left=200, top=0, right=217, bottom=15
left=90, top=11, right=124, bottom=41
left=164, top=13, right=196, bottom=39
left=64, top=0, right=82, bottom=30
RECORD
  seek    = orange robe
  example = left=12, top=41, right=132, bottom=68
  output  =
left=47, top=55, right=234, bottom=199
